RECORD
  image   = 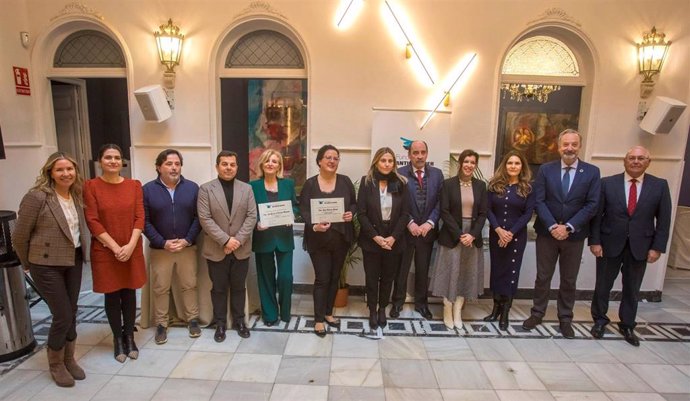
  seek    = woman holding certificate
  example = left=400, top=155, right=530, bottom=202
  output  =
left=250, top=149, right=299, bottom=326
left=300, top=145, right=357, bottom=337
left=357, top=147, right=409, bottom=331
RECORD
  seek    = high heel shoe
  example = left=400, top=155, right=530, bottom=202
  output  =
left=378, top=308, right=387, bottom=328
left=314, top=322, right=327, bottom=338
left=325, top=317, right=341, bottom=329
left=369, top=310, right=378, bottom=330
left=123, top=333, right=139, bottom=360
left=113, top=337, right=126, bottom=363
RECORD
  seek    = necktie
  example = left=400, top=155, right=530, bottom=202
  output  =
left=628, top=179, right=637, bottom=216
left=416, top=170, right=424, bottom=188
left=561, top=166, right=571, bottom=197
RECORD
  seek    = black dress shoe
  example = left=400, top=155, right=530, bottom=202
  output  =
left=415, top=306, right=433, bottom=320
left=620, top=327, right=640, bottom=346
left=233, top=322, right=251, bottom=339
left=559, top=321, right=575, bottom=339
left=378, top=308, right=387, bottom=328
left=590, top=324, right=606, bottom=339
left=390, top=305, right=402, bottom=318
left=522, top=315, right=542, bottom=330
left=325, top=318, right=341, bottom=329
left=214, top=324, right=227, bottom=343
left=265, top=318, right=280, bottom=327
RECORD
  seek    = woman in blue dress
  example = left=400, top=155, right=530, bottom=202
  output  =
left=485, top=151, right=535, bottom=330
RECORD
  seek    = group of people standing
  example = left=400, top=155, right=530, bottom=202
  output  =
left=12, top=128, right=672, bottom=388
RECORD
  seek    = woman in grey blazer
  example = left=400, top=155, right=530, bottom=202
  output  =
left=13, top=152, right=88, bottom=387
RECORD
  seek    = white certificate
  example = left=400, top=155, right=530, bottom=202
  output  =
left=258, top=200, right=294, bottom=228
left=310, top=197, right=345, bottom=223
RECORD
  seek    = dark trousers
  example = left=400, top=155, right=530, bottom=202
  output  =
left=531, top=234, right=585, bottom=322
left=309, top=246, right=348, bottom=323
left=256, top=250, right=293, bottom=323
left=207, top=254, right=248, bottom=326
left=591, top=241, right=647, bottom=329
left=104, top=288, right=137, bottom=337
left=363, top=250, right=402, bottom=310
left=393, top=235, right=433, bottom=308
left=29, top=252, right=83, bottom=351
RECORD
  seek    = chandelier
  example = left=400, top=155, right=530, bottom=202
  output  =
left=501, top=83, right=561, bottom=103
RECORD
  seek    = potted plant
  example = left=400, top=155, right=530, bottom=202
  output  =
left=334, top=180, right=361, bottom=307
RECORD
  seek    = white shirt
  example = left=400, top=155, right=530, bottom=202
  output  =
left=57, top=195, right=81, bottom=247
left=560, top=159, right=579, bottom=193
left=379, top=186, right=392, bottom=221
left=624, top=172, right=644, bottom=204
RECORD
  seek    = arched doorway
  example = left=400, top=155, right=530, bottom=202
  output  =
left=32, top=17, right=133, bottom=179
left=216, top=20, right=309, bottom=190
left=495, top=26, right=595, bottom=176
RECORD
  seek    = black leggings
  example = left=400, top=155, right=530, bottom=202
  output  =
left=104, top=288, right=136, bottom=337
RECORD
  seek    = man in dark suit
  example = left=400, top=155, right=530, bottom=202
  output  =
left=523, top=129, right=601, bottom=338
left=589, top=146, right=672, bottom=346
left=391, top=140, right=444, bottom=319
left=198, top=150, right=257, bottom=341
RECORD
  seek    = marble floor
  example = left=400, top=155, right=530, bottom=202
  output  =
left=1, top=268, right=689, bottom=401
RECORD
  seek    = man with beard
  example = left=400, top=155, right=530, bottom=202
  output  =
left=143, top=149, right=202, bottom=345
left=522, top=129, right=601, bottom=338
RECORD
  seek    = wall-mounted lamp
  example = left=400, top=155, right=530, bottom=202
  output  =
left=384, top=0, right=435, bottom=85
left=637, top=26, right=670, bottom=99
left=155, top=19, right=184, bottom=92
left=420, top=53, right=477, bottom=130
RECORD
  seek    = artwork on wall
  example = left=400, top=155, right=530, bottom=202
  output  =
left=501, top=111, right=579, bottom=165
left=247, top=79, right=307, bottom=190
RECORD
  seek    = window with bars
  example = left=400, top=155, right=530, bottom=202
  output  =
left=502, top=36, right=579, bottom=77
left=225, top=30, right=304, bottom=69
left=54, top=30, right=125, bottom=68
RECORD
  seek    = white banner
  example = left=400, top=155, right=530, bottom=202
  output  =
left=371, top=109, right=451, bottom=176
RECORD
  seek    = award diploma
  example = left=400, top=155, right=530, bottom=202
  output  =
left=310, top=198, right=345, bottom=223
left=258, top=200, right=294, bottom=228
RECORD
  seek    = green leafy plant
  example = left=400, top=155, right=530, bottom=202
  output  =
left=339, top=179, right=361, bottom=288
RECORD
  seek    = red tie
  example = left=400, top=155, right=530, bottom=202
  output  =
left=628, top=179, right=637, bottom=216
left=416, top=170, right=424, bottom=188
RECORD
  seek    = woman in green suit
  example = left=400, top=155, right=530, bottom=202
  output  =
left=250, top=149, right=299, bottom=326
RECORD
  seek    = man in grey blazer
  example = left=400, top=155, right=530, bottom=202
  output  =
left=589, top=146, right=672, bottom=346
left=198, top=150, right=257, bottom=341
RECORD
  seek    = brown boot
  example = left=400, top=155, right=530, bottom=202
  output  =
left=64, top=340, right=86, bottom=380
left=47, top=347, right=75, bottom=387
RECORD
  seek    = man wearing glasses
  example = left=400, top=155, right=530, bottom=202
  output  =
left=588, top=146, right=672, bottom=346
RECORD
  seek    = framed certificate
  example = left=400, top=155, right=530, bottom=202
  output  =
left=310, top=198, right=345, bottom=223
left=258, top=200, right=295, bottom=227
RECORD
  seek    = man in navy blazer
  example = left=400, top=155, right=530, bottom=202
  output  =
left=589, top=146, right=672, bottom=346
left=523, top=129, right=601, bottom=338
left=391, top=140, right=444, bottom=319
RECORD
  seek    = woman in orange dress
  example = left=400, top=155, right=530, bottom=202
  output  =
left=84, top=144, right=146, bottom=362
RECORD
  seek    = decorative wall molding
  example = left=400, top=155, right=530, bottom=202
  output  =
left=233, top=1, right=288, bottom=21
left=133, top=143, right=213, bottom=149
left=4, top=142, right=43, bottom=148
left=528, top=7, right=581, bottom=27
left=591, top=153, right=682, bottom=162
left=51, top=2, right=104, bottom=21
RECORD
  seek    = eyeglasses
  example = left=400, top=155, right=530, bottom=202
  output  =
left=626, top=156, right=649, bottom=162
left=323, top=156, right=340, bottom=162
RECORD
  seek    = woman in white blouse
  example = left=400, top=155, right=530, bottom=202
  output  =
left=357, top=147, right=410, bottom=331
left=13, top=152, right=88, bottom=388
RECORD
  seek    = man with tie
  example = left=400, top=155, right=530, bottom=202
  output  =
left=589, top=146, right=672, bottom=346
left=391, top=140, right=444, bottom=319
left=523, top=129, right=601, bottom=338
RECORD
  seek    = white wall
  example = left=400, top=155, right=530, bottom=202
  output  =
left=1, top=0, right=688, bottom=291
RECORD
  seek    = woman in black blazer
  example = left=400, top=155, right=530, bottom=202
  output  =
left=300, top=145, right=357, bottom=337
left=429, top=149, right=487, bottom=331
left=357, top=147, right=409, bottom=331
